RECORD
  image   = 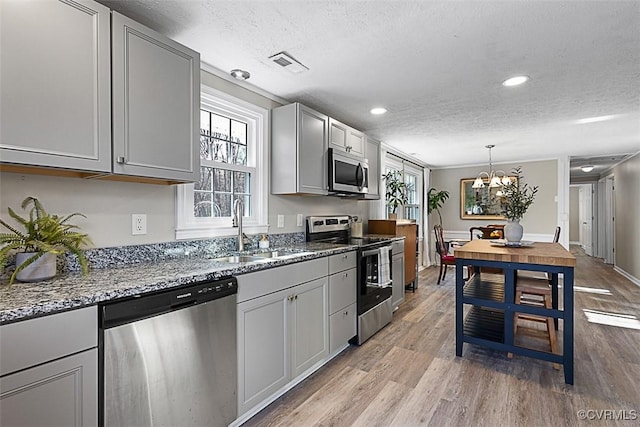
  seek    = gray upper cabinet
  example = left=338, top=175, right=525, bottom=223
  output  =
left=112, top=12, right=200, bottom=182
left=329, top=118, right=364, bottom=158
left=272, top=103, right=329, bottom=195
left=364, top=137, right=381, bottom=199
left=0, top=0, right=112, bottom=172
left=0, top=0, right=200, bottom=183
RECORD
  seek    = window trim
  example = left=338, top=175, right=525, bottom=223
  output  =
left=175, top=85, right=269, bottom=240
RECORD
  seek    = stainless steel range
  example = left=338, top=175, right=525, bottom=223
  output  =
left=306, top=216, right=393, bottom=345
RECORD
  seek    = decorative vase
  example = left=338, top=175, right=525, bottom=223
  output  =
left=504, top=220, right=523, bottom=243
left=15, top=252, right=57, bottom=282
left=389, top=213, right=398, bottom=220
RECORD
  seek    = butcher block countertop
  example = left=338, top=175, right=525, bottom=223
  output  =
left=454, top=240, right=576, bottom=267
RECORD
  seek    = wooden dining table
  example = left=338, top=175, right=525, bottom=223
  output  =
left=454, top=239, right=577, bottom=384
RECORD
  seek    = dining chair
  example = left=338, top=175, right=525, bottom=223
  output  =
left=434, top=224, right=467, bottom=285
left=509, top=226, right=561, bottom=369
left=469, top=225, right=504, bottom=240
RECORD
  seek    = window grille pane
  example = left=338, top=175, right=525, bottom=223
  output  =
left=211, top=114, right=230, bottom=140
left=212, top=138, right=228, bottom=162
left=231, top=120, right=246, bottom=143
left=231, top=143, right=247, bottom=165
left=213, top=169, right=231, bottom=193
left=200, top=135, right=213, bottom=160
left=195, top=166, right=212, bottom=191
left=214, top=193, right=232, bottom=217
left=194, top=192, right=213, bottom=217
left=233, top=171, right=251, bottom=194
left=200, top=110, right=210, bottom=134
left=233, top=195, right=250, bottom=216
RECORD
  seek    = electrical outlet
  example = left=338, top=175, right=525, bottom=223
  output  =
left=132, top=214, right=147, bottom=235
left=296, top=214, right=303, bottom=227
left=277, top=214, right=284, bottom=228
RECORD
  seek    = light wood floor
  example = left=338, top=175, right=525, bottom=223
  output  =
left=243, top=247, right=640, bottom=426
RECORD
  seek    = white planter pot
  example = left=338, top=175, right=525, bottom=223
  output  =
left=504, top=220, right=524, bottom=243
left=15, top=252, right=57, bottom=282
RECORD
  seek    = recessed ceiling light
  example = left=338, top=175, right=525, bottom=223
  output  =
left=370, top=107, right=387, bottom=115
left=575, top=115, right=616, bottom=124
left=581, top=165, right=595, bottom=173
left=230, top=69, right=250, bottom=80
left=502, top=75, right=529, bottom=87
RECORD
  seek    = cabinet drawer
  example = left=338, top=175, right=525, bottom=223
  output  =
left=329, top=268, right=356, bottom=314
left=237, top=257, right=328, bottom=303
left=328, top=251, right=357, bottom=275
left=0, top=306, right=97, bottom=377
left=329, top=303, right=356, bottom=354
left=392, top=239, right=404, bottom=255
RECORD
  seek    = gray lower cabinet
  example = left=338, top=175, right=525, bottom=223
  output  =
left=0, top=0, right=112, bottom=172
left=236, top=258, right=329, bottom=416
left=392, top=240, right=406, bottom=310
left=272, top=103, right=329, bottom=195
left=0, top=306, right=98, bottom=427
left=328, top=252, right=357, bottom=353
left=0, top=0, right=200, bottom=183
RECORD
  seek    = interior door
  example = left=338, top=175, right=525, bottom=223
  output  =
left=579, top=184, right=593, bottom=256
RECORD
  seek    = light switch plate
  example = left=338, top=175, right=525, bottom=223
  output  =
left=132, top=214, right=147, bottom=235
left=277, top=214, right=284, bottom=228
left=296, top=214, right=303, bottom=227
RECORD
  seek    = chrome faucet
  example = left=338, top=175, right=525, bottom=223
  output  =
left=233, top=199, right=250, bottom=251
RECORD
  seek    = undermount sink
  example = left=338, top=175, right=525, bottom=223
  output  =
left=209, top=249, right=315, bottom=264
left=210, top=255, right=268, bottom=264
left=251, top=249, right=314, bottom=258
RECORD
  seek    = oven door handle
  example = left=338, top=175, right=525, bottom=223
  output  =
left=361, top=248, right=381, bottom=258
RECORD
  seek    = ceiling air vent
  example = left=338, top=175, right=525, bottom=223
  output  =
left=269, top=52, right=309, bottom=73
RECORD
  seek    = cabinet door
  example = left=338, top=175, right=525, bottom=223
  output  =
left=112, top=12, right=200, bottom=182
left=365, top=137, right=381, bottom=199
left=329, top=118, right=348, bottom=152
left=0, top=0, right=111, bottom=172
left=290, top=278, right=329, bottom=378
left=298, top=105, right=329, bottom=194
left=237, top=289, right=289, bottom=415
left=348, top=128, right=365, bottom=157
left=392, top=253, right=405, bottom=309
left=0, top=348, right=97, bottom=427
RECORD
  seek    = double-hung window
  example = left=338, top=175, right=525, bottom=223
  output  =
left=176, top=86, right=268, bottom=239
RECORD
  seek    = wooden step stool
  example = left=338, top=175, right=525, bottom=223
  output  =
left=509, top=274, right=560, bottom=370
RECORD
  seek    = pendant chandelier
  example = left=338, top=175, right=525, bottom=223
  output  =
left=472, top=144, right=512, bottom=196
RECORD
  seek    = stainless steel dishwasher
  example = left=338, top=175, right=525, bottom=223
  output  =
left=100, top=277, right=237, bottom=427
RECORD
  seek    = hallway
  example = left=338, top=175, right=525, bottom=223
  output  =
left=244, top=246, right=640, bottom=426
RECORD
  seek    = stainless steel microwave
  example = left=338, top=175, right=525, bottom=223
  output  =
left=328, top=148, right=369, bottom=195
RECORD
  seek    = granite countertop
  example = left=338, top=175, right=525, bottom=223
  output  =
left=0, top=242, right=360, bottom=325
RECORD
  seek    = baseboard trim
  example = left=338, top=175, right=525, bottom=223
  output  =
left=613, top=266, right=640, bottom=287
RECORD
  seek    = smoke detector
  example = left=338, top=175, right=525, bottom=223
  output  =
left=269, top=52, right=309, bottom=73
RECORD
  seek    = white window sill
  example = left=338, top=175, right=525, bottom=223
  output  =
left=175, top=224, right=269, bottom=240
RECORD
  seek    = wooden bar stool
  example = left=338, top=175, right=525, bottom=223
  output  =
left=509, top=276, right=560, bottom=369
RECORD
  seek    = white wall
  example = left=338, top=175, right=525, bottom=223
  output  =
left=613, top=152, right=640, bottom=281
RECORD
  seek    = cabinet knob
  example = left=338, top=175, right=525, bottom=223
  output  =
left=295, top=295, right=298, bottom=300
left=344, top=272, right=348, bottom=278
left=287, top=295, right=293, bottom=301
left=116, top=156, right=126, bottom=164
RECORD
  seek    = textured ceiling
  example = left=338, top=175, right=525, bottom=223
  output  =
left=99, top=0, right=640, bottom=178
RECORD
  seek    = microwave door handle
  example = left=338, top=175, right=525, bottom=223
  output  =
left=356, top=163, right=364, bottom=189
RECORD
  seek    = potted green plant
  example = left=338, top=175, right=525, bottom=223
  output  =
left=0, top=197, right=91, bottom=284
left=500, top=167, right=538, bottom=242
left=427, top=188, right=450, bottom=226
left=382, top=171, right=410, bottom=219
